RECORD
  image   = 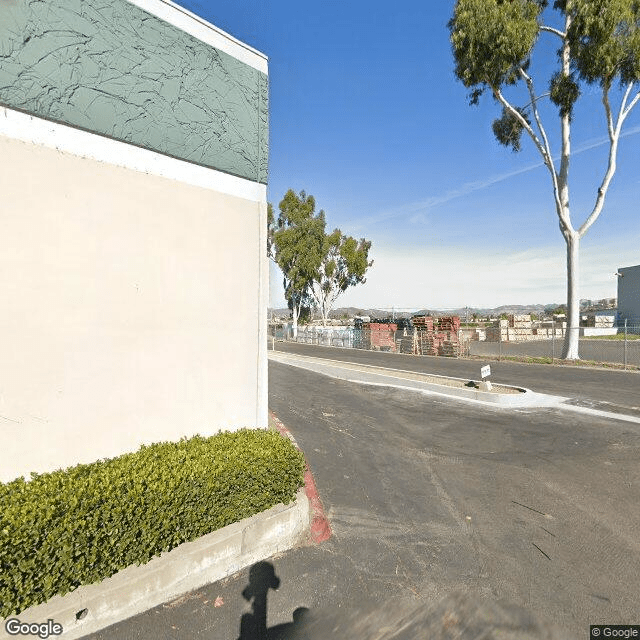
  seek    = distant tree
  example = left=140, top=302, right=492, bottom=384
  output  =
left=271, top=190, right=373, bottom=330
left=266, top=202, right=275, bottom=260
left=449, top=0, right=640, bottom=359
left=271, top=190, right=325, bottom=338
left=311, top=230, right=373, bottom=326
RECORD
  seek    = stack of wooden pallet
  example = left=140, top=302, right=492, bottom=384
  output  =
left=440, top=339, right=460, bottom=357
left=412, top=316, right=435, bottom=331
left=406, top=315, right=461, bottom=357
left=411, top=316, right=436, bottom=356
left=419, top=331, right=439, bottom=356
left=438, top=316, right=461, bottom=332
left=400, top=329, right=420, bottom=354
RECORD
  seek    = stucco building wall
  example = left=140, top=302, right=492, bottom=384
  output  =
left=0, top=0, right=268, bottom=482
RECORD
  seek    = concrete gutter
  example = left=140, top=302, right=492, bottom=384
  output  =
left=268, top=351, right=560, bottom=408
left=0, top=489, right=309, bottom=640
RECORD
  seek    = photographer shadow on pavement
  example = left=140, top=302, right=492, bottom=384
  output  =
left=237, top=561, right=309, bottom=640
left=235, top=564, right=570, bottom=640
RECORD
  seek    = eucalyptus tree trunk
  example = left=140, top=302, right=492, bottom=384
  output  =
left=561, top=231, right=580, bottom=359
left=291, top=303, right=299, bottom=339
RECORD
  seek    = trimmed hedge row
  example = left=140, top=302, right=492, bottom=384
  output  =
left=0, top=429, right=305, bottom=617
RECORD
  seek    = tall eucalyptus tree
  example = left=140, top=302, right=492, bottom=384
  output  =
left=449, top=0, right=640, bottom=358
left=270, top=190, right=325, bottom=338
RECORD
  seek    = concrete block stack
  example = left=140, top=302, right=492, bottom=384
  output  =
left=485, top=319, right=508, bottom=342
left=535, top=322, right=566, bottom=338
left=584, top=314, right=615, bottom=328
left=470, top=328, right=486, bottom=341
left=486, top=314, right=540, bottom=341
left=508, top=314, right=533, bottom=341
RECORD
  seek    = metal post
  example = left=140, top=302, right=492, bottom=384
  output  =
left=499, top=329, right=502, bottom=361
left=624, top=318, right=628, bottom=370
left=552, top=319, right=555, bottom=363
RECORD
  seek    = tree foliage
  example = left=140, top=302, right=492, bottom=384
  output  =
left=449, top=0, right=640, bottom=359
left=270, top=190, right=325, bottom=332
left=312, top=230, right=373, bottom=325
left=270, top=189, right=373, bottom=327
left=492, top=106, right=531, bottom=151
left=569, top=0, right=640, bottom=86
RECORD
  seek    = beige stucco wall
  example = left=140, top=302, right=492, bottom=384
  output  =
left=0, top=134, right=267, bottom=483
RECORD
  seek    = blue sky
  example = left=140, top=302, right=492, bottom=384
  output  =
left=177, top=0, right=639, bottom=310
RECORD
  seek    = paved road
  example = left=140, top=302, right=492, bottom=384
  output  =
left=87, top=361, right=640, bottom=639
left=270, top=341, right=640, bottom=414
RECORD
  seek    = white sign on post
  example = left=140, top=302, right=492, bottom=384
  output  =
left=481, top=365, right=491, bottom=379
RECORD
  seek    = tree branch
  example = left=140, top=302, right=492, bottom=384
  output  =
left=621, top=82, right=639, bottom=121
left=522, top=91, right=550, bottom=111
left=539, top=25, right=566, bottom=39
left=493, top=87, right=546, bottom=159
left=493, top=85, right=566, bottom=226
left=603, top=83, right=615, bottom=141
left=519, top=68, right=561, bottom=203
left=577, top=83, right=633, bottom=238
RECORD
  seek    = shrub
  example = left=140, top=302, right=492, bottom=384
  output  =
left=0, top=429, right=305, bottom=616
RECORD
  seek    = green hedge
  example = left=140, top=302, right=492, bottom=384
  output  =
left=0, top=429, right=305, bottom=617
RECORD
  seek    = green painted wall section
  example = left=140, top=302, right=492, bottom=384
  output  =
left=0, top=0, right=268, bottom=184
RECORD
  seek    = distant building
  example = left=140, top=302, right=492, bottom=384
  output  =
left=617, top=264, right=640, bottom=326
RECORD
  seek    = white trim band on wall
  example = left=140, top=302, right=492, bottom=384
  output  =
left=128, top=0, right=268, bottom=74
left=0, top=106, right=267, bottom=203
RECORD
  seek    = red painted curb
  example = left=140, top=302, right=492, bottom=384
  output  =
left=270, top=411, right=332, bottom=543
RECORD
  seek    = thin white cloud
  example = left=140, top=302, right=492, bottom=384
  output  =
left=357, top=124, right=640, bottom=230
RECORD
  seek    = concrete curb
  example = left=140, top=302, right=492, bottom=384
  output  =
left=268, top=351, right=551, bottom=408
left=0, top=489, right=310, bottom=640
left=270, top=411, right=332, bottom=543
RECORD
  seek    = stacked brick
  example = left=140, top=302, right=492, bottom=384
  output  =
left=363, top=322, right=397, bottom=352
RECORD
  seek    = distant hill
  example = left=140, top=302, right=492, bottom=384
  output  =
left=269, top=303, right=563, bottom=320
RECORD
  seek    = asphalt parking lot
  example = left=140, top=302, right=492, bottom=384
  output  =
left=87, top=358, right=640, bottom=639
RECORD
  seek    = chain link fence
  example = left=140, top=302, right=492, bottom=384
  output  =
left=269, top=323, right=471, bottom=358
left=269, top=319, right=640, bottom=369
left=468, top=319, right=640, bottom=368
